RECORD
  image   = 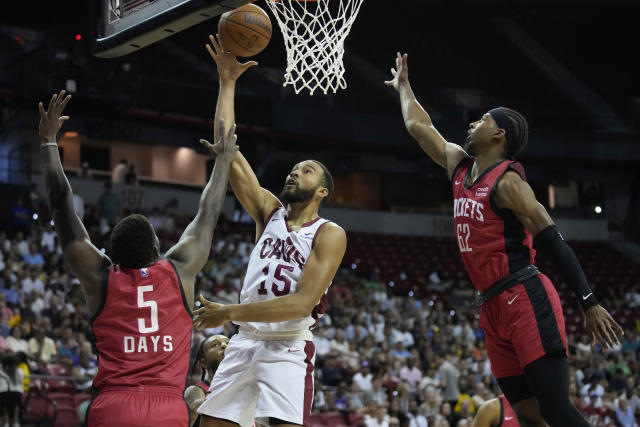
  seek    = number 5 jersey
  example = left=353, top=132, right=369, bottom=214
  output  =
left=237, top=206, right=332, bottom=340
left=90, top=260, right=192, bottom=390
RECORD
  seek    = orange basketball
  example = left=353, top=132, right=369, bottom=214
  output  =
left=218, top=3, right=272, bottom=57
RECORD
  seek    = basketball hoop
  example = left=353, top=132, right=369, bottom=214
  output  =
left=264, top=0, right=365, bottom=95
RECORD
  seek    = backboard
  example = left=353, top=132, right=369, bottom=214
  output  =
left=92, top=0, right=251, bottom=58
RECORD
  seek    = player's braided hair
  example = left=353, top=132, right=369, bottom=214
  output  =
left=110, top=214, right=158, bottom=269
left=191, top=339, right=207, bottom=381
left=310, top=160, right=334, bottom=203
left=501, top=107, right=529, bottom=159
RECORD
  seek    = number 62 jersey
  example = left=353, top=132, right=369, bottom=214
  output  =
left=91, top=260, right=192, bottom=390
left=451, top=158, right=535, bottom=293
left=237, top=206, right=332, bottom=339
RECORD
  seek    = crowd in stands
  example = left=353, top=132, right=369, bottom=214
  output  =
left=1, top=186, right=639, bottom=427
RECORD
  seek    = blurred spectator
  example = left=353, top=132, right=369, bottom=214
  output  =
left=616, top=394, right=637, bottom=427
left=73, top=192, right=85, bottom=220
left=399, top=358, right=422, bottom=392
left=98, top=182, right=121, bottom=233
left=365, top=376, right=388, bottom=406
left=125, top=165, right=138, bottom=185
left=9, top=196, right=29, bottom=235
left=353, top=360, right=373, bottom=392
left=112, top=158, right=127, bottom=183
left=80, top=161, right=92, bottom=179
left=41, top=223, right=57, bottom=253
left=314, top=329, right=331, bottom=357
left=0, top=354, right=23, bottom=427
left=364, top=404, right=389, bottom=427
left=28, top=328, right=57, bottom=364
left=22, top=267, right=44, bottom=295
left=6, top=326, right=28, bottom=354
left=23, top=243, right=45, bottom=267
left=438, top=354, right=461, bottom=407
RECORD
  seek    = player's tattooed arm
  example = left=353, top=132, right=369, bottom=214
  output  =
left=183, top=385, right=206, bottom=427
left=166, top=120, right=236, bottom=292
left=38, top=91, right=111, bottom=315
left=193, top=223, right=347, bottom=328
left=385, top=52, right=467, bottom=179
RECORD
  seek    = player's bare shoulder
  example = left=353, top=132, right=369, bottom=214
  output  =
left=312, top=222, right=347, bottom=258
left=445, top=143, right=470, bottom=180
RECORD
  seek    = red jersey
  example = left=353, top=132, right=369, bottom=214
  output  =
left=91, top=259, right=192, bottom=391
left=498, top=395, right=519, bottom=426
left=452, top=158, right=535, bottom=292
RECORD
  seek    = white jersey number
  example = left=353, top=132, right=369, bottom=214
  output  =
left=456, top=223, right=473, bottom=253
left=137, top=285, right=159, bottom=333
left=258, top=264, right=294, bottom=297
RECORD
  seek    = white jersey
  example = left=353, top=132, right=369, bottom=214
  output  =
left=236, top=206, right=332, bottom=340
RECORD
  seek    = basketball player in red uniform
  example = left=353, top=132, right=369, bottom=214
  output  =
left=472, top=395, right=519, bottom=427
left=189, top=35, right=347, bottom=427
left=38, top=90, right=238, bottom=427
left=185, top=335, right=229, bottom=427
left=386, top=53, right=624, bottom=427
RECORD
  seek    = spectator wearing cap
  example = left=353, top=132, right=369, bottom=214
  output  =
left=353, top=360, right=373, bottom=392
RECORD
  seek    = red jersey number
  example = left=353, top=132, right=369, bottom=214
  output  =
left=257, top=264, right=294, bottom=296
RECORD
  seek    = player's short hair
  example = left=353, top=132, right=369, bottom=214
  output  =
left=110, top=214, right=157, bottom=269
left=489, top=107, right=529, bottom=160
left=310, top=160, right=334, bottom=203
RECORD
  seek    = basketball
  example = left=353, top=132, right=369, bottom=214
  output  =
left=218, top=3, right=272, bottom=57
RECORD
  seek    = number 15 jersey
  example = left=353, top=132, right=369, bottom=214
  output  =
left=236, top=206, right=332, bottom=338
left=451, top=158, right=535, bottom=292
left=91, top=260, right=192, bottom=391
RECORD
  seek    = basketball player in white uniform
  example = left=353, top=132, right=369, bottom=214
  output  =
left=193, top=35, right=347, bottom=427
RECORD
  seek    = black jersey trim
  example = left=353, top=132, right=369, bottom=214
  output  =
left=450, top=156, right=471, bottom=182
left=498, top=397, right=504, bottom=427
left=464, top=159, right=507, bottom=190
left=89, top=267, right=110, bottom=324
left=167, top=259, right=193, bottom=318
left=489, top=162, right=531, bottom=274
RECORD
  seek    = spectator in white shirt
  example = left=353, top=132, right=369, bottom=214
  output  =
left=353, top=360, right=373, bottom=392
left=313, top=329, right=331, bottom=357
left=364, top=405, right=390, bottom=427
left=22, top=267, right=45, bottom=295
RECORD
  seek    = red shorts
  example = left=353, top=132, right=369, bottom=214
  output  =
left=88, top=387, right=189, bottom=427
left=479, top=273, right=567, bottom=379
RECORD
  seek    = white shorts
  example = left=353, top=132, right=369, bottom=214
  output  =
left=197, top=334, right=316, bottom=427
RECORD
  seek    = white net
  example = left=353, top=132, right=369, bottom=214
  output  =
left=264, top=0, right=365, bottom=95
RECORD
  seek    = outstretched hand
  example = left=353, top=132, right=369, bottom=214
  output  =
left=199, top=118, right=239, bottom=160
left=206, top=34, right=258, bottom=81
left=585, top=305, right=624, bottom=350
left=38, top=90, right=72, bottom=143
left=384, top=52, right=409, bottom=91
left=193, top=294, right=230, bottom=329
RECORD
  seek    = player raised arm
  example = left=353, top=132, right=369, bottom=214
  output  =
left=495, top=170, right=624, bottom=350
left=192, top=223, right=347, bottom=328
left=39, top=91, right=111, bottom=316
left=385, top=52, right=468, bottom=179
left=165, top=119, right=237, bottom=306
left=201, top=34, right=280, bottom=227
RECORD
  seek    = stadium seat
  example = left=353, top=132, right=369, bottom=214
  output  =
left=46, top=363, right=76, bottom=392
left=321, top=412, right=347, bottom=425
left=49, top=392, right=77, bottom=427
left=23, top=389, right=57, bottom=424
